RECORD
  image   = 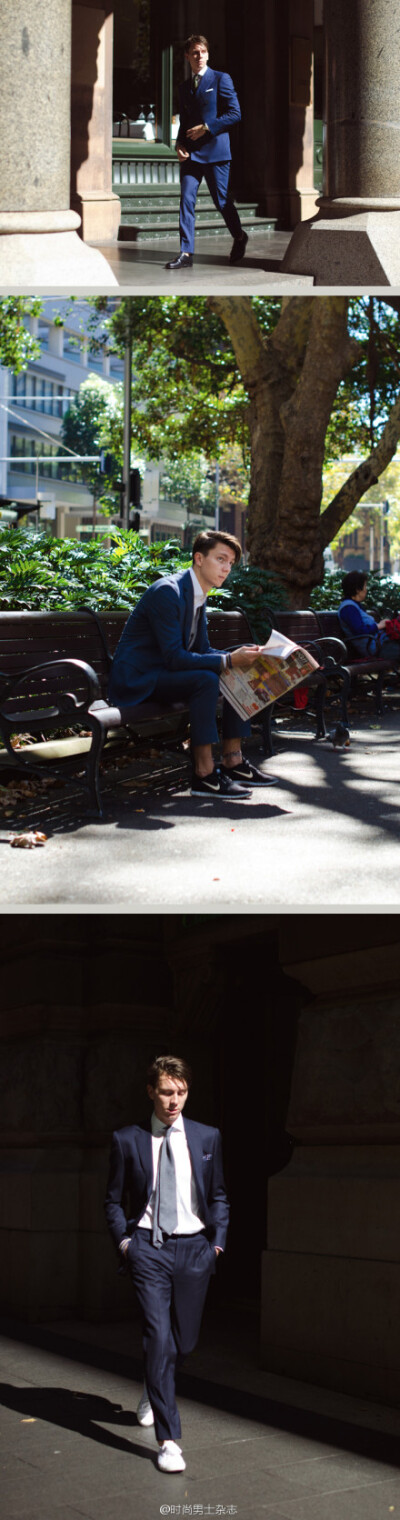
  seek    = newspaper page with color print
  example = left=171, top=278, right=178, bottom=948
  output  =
left=219, top=629, right=320, bottom=722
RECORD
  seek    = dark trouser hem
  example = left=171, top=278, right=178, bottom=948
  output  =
left=129, top=1229, right=214, bottom=1440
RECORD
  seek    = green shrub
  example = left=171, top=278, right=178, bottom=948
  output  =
left=0, top=527, right=188, bottom=613
left=0, top=528, right=288, bottom=640
left=209, top=565, right=288, bottom=641
left=310, top=569, right=400, bottom=618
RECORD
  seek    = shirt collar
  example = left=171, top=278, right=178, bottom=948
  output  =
left=190, top=565, right=208, bottom=606
left=192, top=64, right=208, bottom=79
left=151, top=1110, right=185, bottom=1136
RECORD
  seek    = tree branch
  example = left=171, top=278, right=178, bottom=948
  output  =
left=320, top=389, right=400, bottom=546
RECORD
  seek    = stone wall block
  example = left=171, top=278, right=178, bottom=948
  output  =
left=286, top=997, right=400, bottom=1136
left=268, top=1149, right=400, bottom=1260
left=261, top=1250, right=400, bottom=1401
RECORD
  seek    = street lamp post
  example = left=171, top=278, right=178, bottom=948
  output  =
left=123, top=339, right=132, bottom=531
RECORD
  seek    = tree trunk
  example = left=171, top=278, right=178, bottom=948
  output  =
left=210, top=296, right=400, bottom=606
left=209, top=297, right=314, bottom=562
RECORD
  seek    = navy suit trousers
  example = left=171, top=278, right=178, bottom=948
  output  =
left=180, top=160, right=242, bottom=252
left=152, top=667, right=251, bottom=746
left=128, top=1227, right=215, bottom=1440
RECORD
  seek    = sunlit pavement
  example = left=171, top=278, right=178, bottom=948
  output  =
left=2, top=712, right=400, bottom=908
left=1, top=1314, right=400, bottom=1520
left=93, top=231, right=314, bottom=291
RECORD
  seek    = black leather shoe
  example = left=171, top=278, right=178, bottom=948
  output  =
left=165, top=252, right=193, bottom=270
left=229, top=231, right=248, bottom=264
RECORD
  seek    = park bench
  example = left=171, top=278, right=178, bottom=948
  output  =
left=264, top=608, right=350, bottom=737
left=0, top=604, right=332, bottom=814
left=315, top=609, right=400, bottom=723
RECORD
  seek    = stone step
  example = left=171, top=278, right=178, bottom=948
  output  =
left=119, top=213, right=277, bottom=242
left=118, top=194, right=264, bottom=215
left=119, top=207, right=271, bottom=226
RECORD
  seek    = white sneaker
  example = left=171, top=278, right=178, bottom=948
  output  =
left=136, top=1385, right=154, bottom=1427
left=157, top=1440, right=186, bottom=1473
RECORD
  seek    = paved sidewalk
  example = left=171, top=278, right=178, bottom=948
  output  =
left=1, top=1314, right=400, bottom=1520
left=95, top=231, right=314, bottom=292
left=2, top=713, right=400, bottom=907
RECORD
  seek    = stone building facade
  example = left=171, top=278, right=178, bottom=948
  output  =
left=2, top=0, right=399, bottom=285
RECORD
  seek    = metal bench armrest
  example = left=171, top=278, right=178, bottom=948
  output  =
left=0, top=657, right=101, bottom=715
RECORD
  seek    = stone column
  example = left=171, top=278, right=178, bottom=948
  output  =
left=0, top=0, right=116, bottom=287
left=283, top=0, right=400, bottom=286
left=0, top=920, right=175, bottom=1320
left=71, top=4, right=121, bottom=245
left=261, top=925, right=400, bottom=1403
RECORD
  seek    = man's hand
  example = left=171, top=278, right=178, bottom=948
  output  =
left=215, top=1246, right=222, bottom=1255
left=187, top=123, right=208, bottom=140
left=230, top=645, right=262, bottom=671
left=177, top=146, right=190, bottom=160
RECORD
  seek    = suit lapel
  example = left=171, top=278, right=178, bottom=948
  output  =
left=181, top=569, right=194, bottom=649
left=135, top=1123, right=153, bottom=1195
left=195, top=66, right=212, bottom=105
left=183, top=1119, right=206, bottom=1208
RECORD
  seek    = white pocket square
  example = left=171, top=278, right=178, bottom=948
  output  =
left=206, top=88, right=214, bottom=92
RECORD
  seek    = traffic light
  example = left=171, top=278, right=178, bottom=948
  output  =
left=129, top=468, right=141, bottom=507
left=131, top=511, right=141, bottom=532
left=100, top=451, right=117, bottom=478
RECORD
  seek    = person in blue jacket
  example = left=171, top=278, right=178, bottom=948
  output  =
left=108, top=528, right=276, bottom=800
left=166, top=34, right=248, bottom=271
left=339, top=570, right=400, bottom=659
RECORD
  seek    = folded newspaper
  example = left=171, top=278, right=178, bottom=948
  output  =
left=219, top=629, right=320, bottom=722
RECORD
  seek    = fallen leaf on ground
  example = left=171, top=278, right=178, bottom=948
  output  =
left=9, top=830, right=47, bottom=848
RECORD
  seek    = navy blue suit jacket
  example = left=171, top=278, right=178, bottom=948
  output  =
left=176, top=67, right=241, bottom=164
left=104, top=1117, right=230, bottom=1258
left=108, top=568, right=222, bottom=707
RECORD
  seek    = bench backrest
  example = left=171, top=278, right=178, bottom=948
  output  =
left=315, top=610, right=343, bottom=640
left=0, top=605, right=255, bottom=718
left=271, top=610, right=321, bottom=644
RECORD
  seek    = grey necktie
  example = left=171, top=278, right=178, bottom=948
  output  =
left=153, top=1127, right=178, bottom=1248
left=189, top=605, right=201, bottom=649
left=193, top=74, right=200, bottom=91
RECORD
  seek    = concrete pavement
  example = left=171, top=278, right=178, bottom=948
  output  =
left=93, top=230, right=314, bottom=292
left=1, top=1312, right=400, bottom=1520
left=2, top=712, right=400, bottom=907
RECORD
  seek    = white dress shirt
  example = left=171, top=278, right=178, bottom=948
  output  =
left=138, top=1110, right=205, bottom=1235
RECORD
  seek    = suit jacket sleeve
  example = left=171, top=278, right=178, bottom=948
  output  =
left=205, top=73, right=241, bottom=137
left=208, top=1129, right=230, bottom=1249
left=176, top=92, right=188, bottom=149
left=104, top=1130, right=130, bottom=1249
left=146, top=581, right=222, bottom=673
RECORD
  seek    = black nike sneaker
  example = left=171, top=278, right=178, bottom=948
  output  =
left=220, top=759, right=278, bottom=786
left=190, top=766, right=252, bottom=799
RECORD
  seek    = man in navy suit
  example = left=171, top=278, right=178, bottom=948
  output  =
left=108, top=528, right=275, bottom=799
left=166, top=34, right=248, bottom=270
left=104, top=1054, right=229, bottom=1472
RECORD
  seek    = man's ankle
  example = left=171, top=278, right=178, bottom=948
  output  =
left=222, top=749, right=242, bottom=769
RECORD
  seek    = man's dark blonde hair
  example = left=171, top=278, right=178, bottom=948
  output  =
left=192, top=529, right=241, bottom=565
left=185, top=34, right=209, bottom=53
left=147, top=1055, right=192, bottom=1090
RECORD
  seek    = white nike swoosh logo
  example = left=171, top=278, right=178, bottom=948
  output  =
left=203, top=780, right=220, bottom=790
